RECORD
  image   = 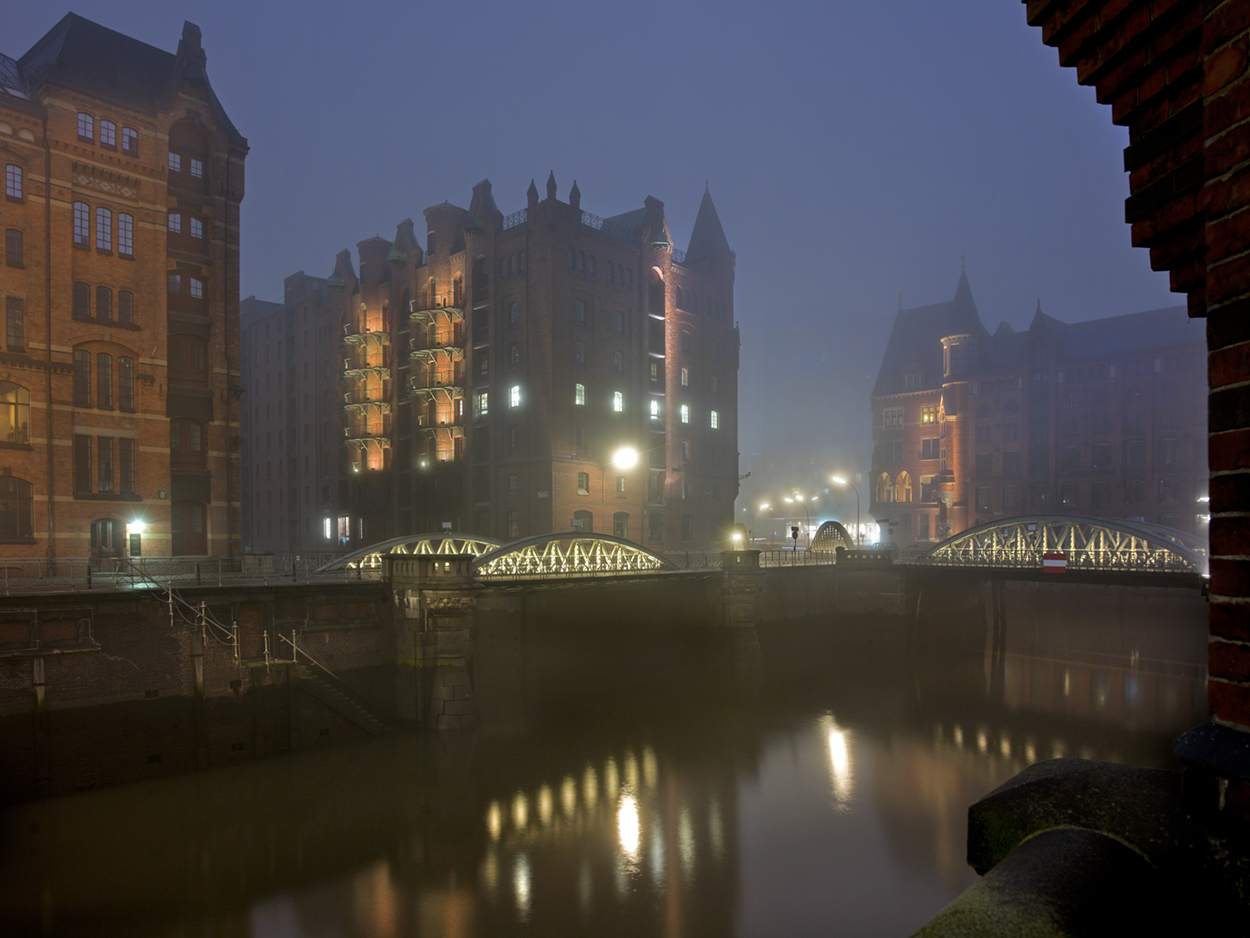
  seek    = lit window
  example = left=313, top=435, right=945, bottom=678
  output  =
left=509, top=385, right=521, bottom=408
left=4, top=164, right=21, bottom=200
left=167, top=273, right=181, bottom=294
left=475, top=391, right=488, bottom=417
left=613, top=391, right=623, bottom=412
left=710, top=410, right=719, bottom=429
left=99, top=120, right=116, bottom=148
left=577, top=472, right=590, bottom=494
left=190, top=217, right=203, bottom=239
left=680, top=404, right=690, bottom=424
left=73, top=202, right=90, bottom=245
left=168, top=152, right=181, bottom=173
left=650, top=399, right=661, bottom=420
left=168, top=213, right=182, bottom=234
left=575, top=383, right=585, bottom=406
left=190, top=158, right=203, bottom=179
left=77, top=113, right=93, bottom=141
left=681, top=367, right=689, bottom=387
left=95, top=207, right=111, bottom=250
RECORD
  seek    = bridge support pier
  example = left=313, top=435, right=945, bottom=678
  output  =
left=386, top=555, right=480, bottom=731
left=721, top=551, right=764, bottom=672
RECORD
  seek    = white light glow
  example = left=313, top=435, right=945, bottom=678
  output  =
left=612, top=446, right=639, bottom=469
left=561, top=776, right=577, bottom=818
left=487, top=801, right=502, bottom=841
left=513, top=854, right=531, bottom=919
left=537, top=785, right=553, bottom=826
left=512, top=793, right=528, bottom=830
left=617, top=794, right=640, bottom=859
left=129, top=520, right=146, bottom=534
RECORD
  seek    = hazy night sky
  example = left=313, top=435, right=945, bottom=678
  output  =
left=9, top=1, right=1179, bottom=522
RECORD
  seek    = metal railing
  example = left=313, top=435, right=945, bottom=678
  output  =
left=671, top=247, right=687, bottom=264
left=580, top=211, right=636, bottom=244
left=502, top=209, right=527, bottom=230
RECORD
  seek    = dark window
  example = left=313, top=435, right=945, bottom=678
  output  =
left=96, top=286, right=112, bottom=322
left=976, top=453, right=993, bottom=479
left=1028, top=449, right=1049, bottom=479
left=1125, top=479, right=1145, bottom=507
left=574, top=341, right=584, bottom=364
left=1061, top=482, right=1079, bottom=509
left=73, top=282, right=90, bottom=318
left=1002, top=451, right=1021, bottom=478
left=4, top=164, right=21, bottom=200
left=118, top=214, right=134, bottom=257
left=121, top=127, right=138, bottom=156
left=5, top=297, right=22, bottom=350
left=74, top=435, right=92, bottom=492
left=0, top=476, right=33, bottom=538
left=119, top=438, right=135, bottom=495
left=5, top=229, right=21, bottom=266
left=118, top=291, right=134, bottom=324
left=574, top=299, right=585, bottom=322
left=614, top=512, right=629, bottom=538
left=507, top=510, right=520, bottom=540
left=73, top=350, right=91, bottom=406
left=1091, top=481, right=1111, bottom=508
left=681, top=332, right=691, bottom=352
left=681, top=514, right=695, bottom=541
left=96, top=353, right=112, bottom=408
left=0, top=382, right=29, bottom=444
left=1158, top=478, right=1179, bottom=506
left=119, top=357, right=134, bottom=411
left=918, top=514, right=930, bottom=539
left=1125, top=440, right=1146, bottom=471
left=1092, top=443, right=1113, bottom=472
left=1003, top=485, right=1020, bottom=511
left=649, top=511, right=663, bottom=541
left=976, top=486, right=991, bottom=511
left=509, top=343, right=519, bottom=369
left=613, top=311, right=623, bottom=332
left=73, top=203, right=90, bottom=245
left=573, top=509, right=593, bottom=533
left=577, top=472, right=590, bottom=494
left=97, top=436, right=114, bottom=493
left=1029, top=484, right=1050, bottom=512
left=1061, top=446, right=1080, bottom=474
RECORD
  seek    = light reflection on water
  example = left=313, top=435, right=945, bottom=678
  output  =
left=0, top=589, right=1208, bottom=936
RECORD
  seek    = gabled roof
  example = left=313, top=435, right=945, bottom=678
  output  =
left=686, top=187, right=732, bottom=257
left=605, top=208, right=645, bottom=234
left=872, top=272, right=988, bottom=397
left=1054, top=305, right=1197, bottom=361
left=11, top=14, right=245, bottom=147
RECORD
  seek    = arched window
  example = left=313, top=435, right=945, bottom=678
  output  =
left=96, top=286, right=112, bottom=322
left=876, top=472, right=893, bottom=504
left=573, top=509, right=593, bottom=533
left=0, top=382, right=30, bottom=444
left=73, top=350, right=91, bottom=406
left=508, top=473, right=518, bottom=493
left=73, top=202, right=89, bottom=245
left=614, top=512, right=629, bottom=539
left=574, top=341, right=584, bottom=364
left=169, top=334, right=208, bottom=386
left=896, top=471, right=912, bottom=503
left=118, top=291, right=134, bottom=324
left=121, top=127, right=138, bottom=156
left=0, top=476, right=33, bottom=538
left=99, top=120, right=116, bottom=149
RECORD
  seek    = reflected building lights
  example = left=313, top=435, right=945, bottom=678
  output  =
left=952, top=724, right=963, bottom=748
left=649, top=821, right=666, bottom=891
left=537, top=785, right=553, bottom=826
left=487, top=801, right=502, bottom=841
left=512, top=793, right=528, bottom=831
left=642, top=747, right=658, bottom=789
left=678, top=806, right=696, bottom=881
left=708, top=796, right=724, bottom=861
left=999, top=736, right=1011, bottom=759
left=578, top=859, right=593, bottom=912
left=821, top=714, right=854, bottom=803
left=561, top=776, right=577, bottom=819
left=624, top=751, right=639, bottom=792
left=513, top=854, right=532, bottom=920
left=605, top=758, right=620, bottom=803
left=583, top=766, right=598, bottom=808
left=618, top=794, right=641, bottom=860
left=481, top=848, right=499, bottom=896
left=977, top=729, right=988, bottom=754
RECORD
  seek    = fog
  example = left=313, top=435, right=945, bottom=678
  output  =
left=10, top=0, right=1177, bottom=517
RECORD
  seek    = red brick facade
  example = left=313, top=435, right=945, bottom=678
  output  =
left=1024, top=0, right=1250, bottom=792
left=0, top=16, right=245, bottom=561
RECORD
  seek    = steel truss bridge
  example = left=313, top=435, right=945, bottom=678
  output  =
left=912, top=514, right=1207, bottom=576
left=318, top=532, right=675, bottom=578
left=810, top=521, right=855, bottom=553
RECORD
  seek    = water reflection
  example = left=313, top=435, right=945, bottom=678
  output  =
left=0, top=583, right=1207, bottom=936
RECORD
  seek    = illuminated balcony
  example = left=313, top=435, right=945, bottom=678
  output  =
left=341, top=363, right=391, bottom=384
left=409, top=345, right=465, bottom=367
left=341, top=330, right=391, bottom=355
left=410, top=370, right=463, bottom=403
left=417, top=412, right=465, bottom=442
left=410, top=303, right=464, bottom=329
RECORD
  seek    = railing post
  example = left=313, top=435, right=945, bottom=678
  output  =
left=86, top=563, right=91, bottom=590
left=196, top=562, right=202, bottom=587
left=263, top=630, right=270, bottom=672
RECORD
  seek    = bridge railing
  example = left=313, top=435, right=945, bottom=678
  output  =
left=902, top=549, right=1199, bottom=574
left=0, top=556, right=379, bottom=595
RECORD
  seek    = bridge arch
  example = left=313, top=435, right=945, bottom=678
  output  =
left=919, top=514, right=1205, bottom=575
left=810, top=521, right=854, bottom=553
left=317, top=533, right=504, bottom=572
left=472, top=533, right=675, bottom=578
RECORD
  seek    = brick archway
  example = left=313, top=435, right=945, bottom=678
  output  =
left=1024, top=0, right=1249, bottom=809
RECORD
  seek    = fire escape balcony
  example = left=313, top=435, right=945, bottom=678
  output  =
left=417, top=413, right=465, bottom=442
left=410, top=304, right=464, bottom=329
left=409, top=345, right=465, bottom=367
left=342, top=399, right=392, bottom=417
left=340, top=330, right=391, bottom=356
left=341, top=363, right=392, bottom=384
left=410, top=371, right=464, bottom=403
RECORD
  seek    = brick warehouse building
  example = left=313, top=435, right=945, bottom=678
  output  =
left=870, top=270, right=1207, bottom=545
left=0, top=15, right=245, bottom=560
left=242, top=177, right=739, bottom=553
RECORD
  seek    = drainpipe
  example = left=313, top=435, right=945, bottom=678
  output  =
left=43, top=113, right=55, bottom=571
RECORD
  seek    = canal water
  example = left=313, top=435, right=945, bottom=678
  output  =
left=0, top=583, right=1207, bottom=936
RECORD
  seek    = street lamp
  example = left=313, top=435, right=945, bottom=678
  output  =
left=831, top=476, right=860, bottom=545
left=784, top=495, right=811, bottom=549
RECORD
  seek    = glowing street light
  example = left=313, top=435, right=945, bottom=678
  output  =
left=785, top=494, right=811, bottom=549
left=831, top=476, right=860, bottom=545
left=612, top=446, right=639, bottom=470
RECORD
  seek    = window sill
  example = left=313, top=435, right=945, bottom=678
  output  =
left=0, top=536, right=36, bottom=545
left=119, top=252, right=133, bottom=261
left=73, top=242, right=89, bottom=250
left=96, top=249, right=112, bottom=257
left=5, top=262, right=23, bottom=270
left=73, top=493, right=141, bottom=502
left=5, top=196, right=23, bottom=204
left=0, top=442, right=33, bottom=451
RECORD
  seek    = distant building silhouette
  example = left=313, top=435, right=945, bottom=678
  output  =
left=871, top=272, right=1207, bottom=544
left=243, top=179, right=740, bottom=552
left=0, top=14, right=247, bottom=559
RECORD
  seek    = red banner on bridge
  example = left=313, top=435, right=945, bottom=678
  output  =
left=1042, top=552, right=1067, bottom=573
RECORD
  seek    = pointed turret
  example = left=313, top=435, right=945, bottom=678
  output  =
left=470, top=179, right=499, bottom=221
left=326, top=248, right=356, bottom=288
left=546, top=171, right=557, bottom=201
left=686, top=187, right=733, bottom=259
left=569, top=179, right=581, bottom=211
left=389, top=218, right=418, bottom=262
left=527, top=178, right=539, bottom=209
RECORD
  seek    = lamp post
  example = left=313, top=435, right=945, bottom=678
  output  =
left=784, top=495, right=811, bottom=549
left=831, top=476, right=860, bottom=545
